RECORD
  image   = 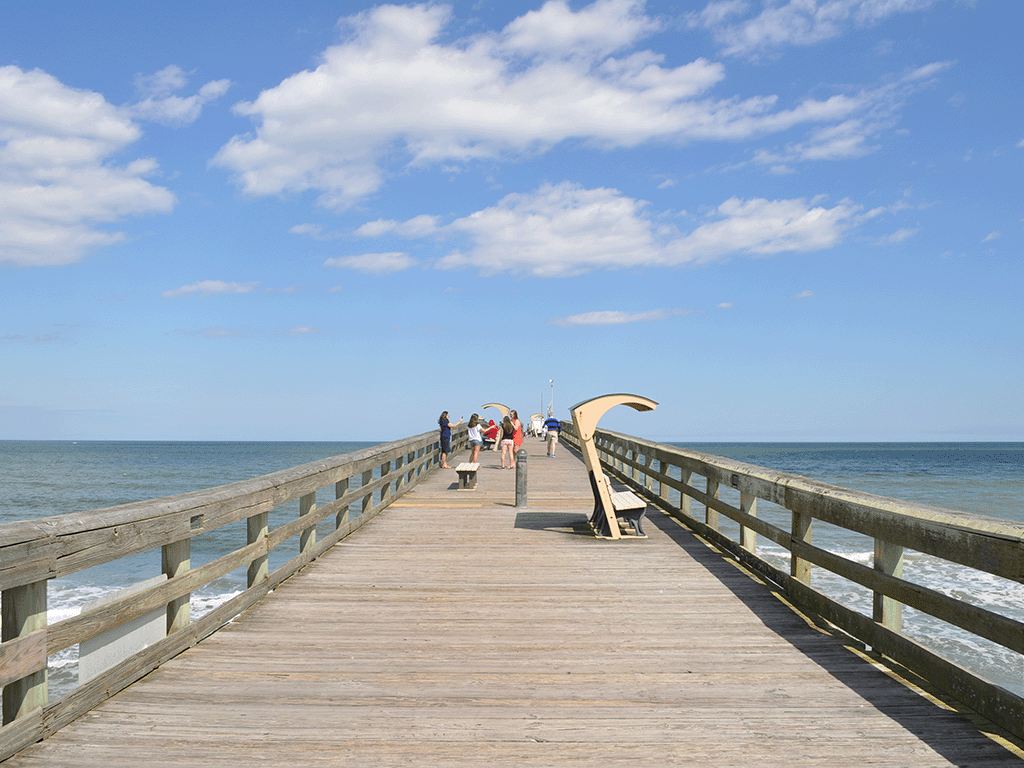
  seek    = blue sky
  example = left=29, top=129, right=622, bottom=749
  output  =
left=1, top=0, right=1021, bottom=442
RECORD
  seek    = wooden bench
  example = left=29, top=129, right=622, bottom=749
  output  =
left=455, top=462, right=480, bottom=490
left=586, top=471, right=648, bottom=537
left=610, top=489, right=647, bottom=536
left=570, top=393, right=657, bottom=540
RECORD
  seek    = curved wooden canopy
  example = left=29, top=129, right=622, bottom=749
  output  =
left=569, top=393, right=657, bottom=441
left=481, top=403, right=510, bottom=418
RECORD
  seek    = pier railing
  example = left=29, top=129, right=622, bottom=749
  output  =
left=560, top=425, right=1024, bottom=739
left=0, top=428, right=465, bottom=760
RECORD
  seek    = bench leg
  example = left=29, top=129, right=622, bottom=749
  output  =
left=587, top=471, right=613, bottom=537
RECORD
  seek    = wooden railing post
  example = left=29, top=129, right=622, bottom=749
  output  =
left=679, top=469, right=692, bottom=519
left=873, top=539, right=904, bottom=633
left=1, top=580, right=47, bottom=723
left=739, top=491, right=757, bottom=553
left=362, top=469, right=373, bottom=516
left=791, top=510, right=813, bottom=586
left=247, top=512, right=268, bottom=587
left=162, top=539, right=191, bottom=634
left=335, top=478, right=349, bottom=529
left=705, top=478, right=719, bottom=531
left=394, top=455, right=405, bottom=491
left=379, top=462, right=391, bottom=504
left=299, top=492, right=316, bottom=554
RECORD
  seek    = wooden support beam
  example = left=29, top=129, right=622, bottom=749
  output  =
left=1, top=580, right=47, bottom=724
left=162, top=539, right=191, bottom=634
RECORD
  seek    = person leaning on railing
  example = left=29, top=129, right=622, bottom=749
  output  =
left=438, top=410, right=463, bottom=469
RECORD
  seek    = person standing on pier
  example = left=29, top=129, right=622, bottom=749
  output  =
left=543, top=408, right=561, bottom=457
left=467, top=414, right=485, bottom=463
left=510, top=410, right=524, bottom=456
left=438, top=411, right=462, bottom=469
left=499, top=416, right=516, bottom=469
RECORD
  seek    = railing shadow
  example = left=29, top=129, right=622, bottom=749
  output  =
left=644, top=507, right=1024, bottom=766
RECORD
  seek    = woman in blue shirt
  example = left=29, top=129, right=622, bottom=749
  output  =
left=438, top=411, right=463, bottom=469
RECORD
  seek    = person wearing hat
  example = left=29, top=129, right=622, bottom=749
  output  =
left=543, top=408, right=561, bottom=457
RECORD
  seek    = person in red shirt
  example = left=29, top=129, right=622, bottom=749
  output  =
left=482, top=419, right=499, bottom=450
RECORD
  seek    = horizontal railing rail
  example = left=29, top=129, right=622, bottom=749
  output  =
left=560, top=424, right=1024, bottom=739
left=0, top=427, right=467, bottom=760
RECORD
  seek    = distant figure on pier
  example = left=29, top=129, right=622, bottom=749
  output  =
left=544, top=408, right=561, bottom=457
left=467, top=414, right=485, bottom=463
left=499, top=416, right=516, bottom=469
left=438, top=411, right=462, bottom=469
left=482, top=419, right=499, bottom=450
left=510, top=409, right=524, bottom=455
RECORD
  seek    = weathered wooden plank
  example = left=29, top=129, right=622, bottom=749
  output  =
left=45, top=539, right=268, bottom=654
left=0, top=708, right=41, bottom=763
left=0, top=630, right=45, bottom=689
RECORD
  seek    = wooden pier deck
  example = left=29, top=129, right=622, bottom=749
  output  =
left=6, top=440, right=1021, bottom=766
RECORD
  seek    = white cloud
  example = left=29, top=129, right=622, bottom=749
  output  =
left=551, top=308, right=690, bottom=327
left=129, top=65, right=230, bottom=126
left=353, top=220, right=397, bottom=238
left=504, top=0, right=661, bottom=57
left=878, top=227, right=920, bottom=244
left=435, top=183, right=662, bottom=277
left=751, top=64, right=952, bottom=169
left=212, top=1, right=884, bottom=210
left=323, top=252, right=418, bottom=275
left=1018, top=137, right=1024, bottom=148
left=691, top=0, right=937, bottom=58
left=717, top=302, right=733, bottom=309
left=163, top=280, right=261, bottom=298
left=982, top=230, right=1000, bottom=242
left=403, top=182, right=863, bottom=277
left=354, top=215, right=440, bottom=238
left=793, top=290, right=815, bottom=298
left=0, top=66, right=177, bottom=267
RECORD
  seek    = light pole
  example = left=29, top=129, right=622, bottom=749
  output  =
left=549, top=379, right=554, bottom=413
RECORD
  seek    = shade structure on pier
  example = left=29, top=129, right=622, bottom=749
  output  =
left=570, top=393, right=658, bottom=539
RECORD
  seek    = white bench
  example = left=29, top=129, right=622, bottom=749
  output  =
left=610, top=490, right=648, bottom=536
left=585, top=473, right=648, bottom=537
left=455, top=462, right=480, bottom=490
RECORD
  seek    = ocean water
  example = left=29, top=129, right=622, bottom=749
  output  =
left=0, top=441, right=1021, bottom=699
